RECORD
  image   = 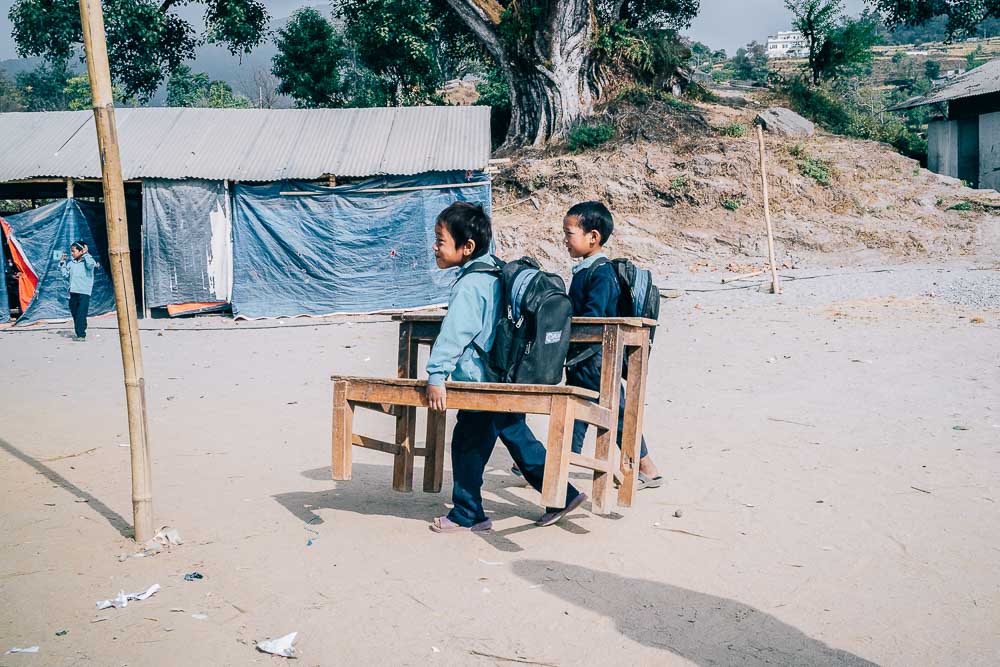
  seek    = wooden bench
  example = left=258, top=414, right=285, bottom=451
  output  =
left=330, top=316, right=654, bottom=513
left=331, top=377, right=617, bottom=511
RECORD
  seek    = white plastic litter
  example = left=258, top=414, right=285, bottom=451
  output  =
left=5, top=646, right=40, bottom=654
left=192, top=613, right=208, bottom=620
left=256, top=632, right=298, bottom=658
left=96, top=583, right=160, bottom=610
left=478, top=559, right=502, bottom=566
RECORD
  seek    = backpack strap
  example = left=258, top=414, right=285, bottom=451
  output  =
left=456, top=255, right=502, bottom=281
left=582, top=256, right=612, bottom=291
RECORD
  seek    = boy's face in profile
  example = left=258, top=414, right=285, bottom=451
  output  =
left=433, top=222, right=473, bottom=269
left=70, top=246, right=84, bottom=260
left=563, top=215, right=600, bottom=259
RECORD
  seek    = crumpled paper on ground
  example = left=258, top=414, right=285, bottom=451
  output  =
left=256, top=632, right=298, bottom=658
left=6, top=646, right=40, bottom=654
left=96, top=583, right=160, bottom=610
left=119, top=526, right=183, bottom=561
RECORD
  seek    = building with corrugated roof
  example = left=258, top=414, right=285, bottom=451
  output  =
left=891, top=58, right=1000, bottom=191
left=0, top=106, right=493, bottom=322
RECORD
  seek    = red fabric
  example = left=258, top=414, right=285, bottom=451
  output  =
left=1, top=218, right=38, bottom=313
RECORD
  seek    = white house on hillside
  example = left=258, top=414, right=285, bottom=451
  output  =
left=767, top=31, right=808, bottom=58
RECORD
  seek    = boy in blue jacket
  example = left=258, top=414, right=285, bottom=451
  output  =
left=426, top=202, right=586, bottom=533
left=563, top=201, right=663, bottom=489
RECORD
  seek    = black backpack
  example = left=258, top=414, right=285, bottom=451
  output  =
left=463, top=256, right=572, bottom=384
left=587, top=257, right=661, bottom=343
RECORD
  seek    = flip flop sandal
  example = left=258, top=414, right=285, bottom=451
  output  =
left=535, top=492, right=588, bottom=527
left=429, top=516, right=492, bottom=533
left=638, top=472, right=664, bottom=490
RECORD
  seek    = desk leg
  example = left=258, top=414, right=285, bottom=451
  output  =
left=423, top=410, right=446, bottom=493
left=541, top=395, right=572, bottom=509
left=592, top=326, right=624, bottom=514
left=332, top=381, right=353, bottom=481
left=618, top=340, right=648, bottom=507
left=393, top=325, right=418, bottom=492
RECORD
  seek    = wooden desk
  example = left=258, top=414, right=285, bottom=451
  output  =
left=388, top=313, right=654, bottom=508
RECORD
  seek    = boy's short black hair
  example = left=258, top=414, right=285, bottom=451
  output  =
left=566, top=201, right=613, bottom=245
left=71, top=241, right=85, bottom=252
left=436, top=202, right=492, bottom=259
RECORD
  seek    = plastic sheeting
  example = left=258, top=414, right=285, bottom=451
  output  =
left=231, top=171, right=491, bottom=319
left=0, top=228, right=9, bottom=324
left=143, top=178, right=233, bottom=308
left=4, top=199, right=114, bottom=325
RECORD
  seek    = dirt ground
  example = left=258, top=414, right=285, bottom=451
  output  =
left=1, top=260, right=998, bottom=666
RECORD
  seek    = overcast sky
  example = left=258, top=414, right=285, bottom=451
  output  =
left=0, top=0, right=869, bottom=63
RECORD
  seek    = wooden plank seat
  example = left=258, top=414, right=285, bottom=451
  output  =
left=331, top=376, right=622, bottom=512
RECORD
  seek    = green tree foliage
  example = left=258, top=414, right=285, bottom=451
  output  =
left=785, top=0, right=844, bottom=84
left=165, top=65, right=251, bottom=108
left=333, top=0, right=450, bottom=105
left=15, top=61, right=73, bottom=111
left=0, top=69, right=25, bottom=112
left=732, top=41, right=769, bottom=84
left=271, top=8, right=348, bottom=108
left=813, top=16, right=879, bottom=81
left=865, top=0, right=1000, bottom=38
left=8, top=0, right=269, bottom=101
left=924, top=59, right=941, bottom=80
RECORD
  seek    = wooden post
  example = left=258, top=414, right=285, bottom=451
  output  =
left=755, top=124, right=781, bottom=295
left=78, top=0, right=154, bottom=543
left=66, top=178, right=74, bottom=199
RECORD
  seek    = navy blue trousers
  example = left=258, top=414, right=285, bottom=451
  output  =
left=567, top=376, right=649, bottom=460
left=448, top=411, right=581, bottom=527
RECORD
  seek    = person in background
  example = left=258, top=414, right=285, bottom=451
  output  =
left=60, top=241, right=97, bottom=341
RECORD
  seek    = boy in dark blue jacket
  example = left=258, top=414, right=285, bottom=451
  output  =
left=562, top=201, right=663, bottom=489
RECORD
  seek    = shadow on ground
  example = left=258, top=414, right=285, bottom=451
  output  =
left=0, top=436, right=133, bottom=538
left=511, top=560, right=880, bottom=666
left=273, top=463, right=593, bottom=553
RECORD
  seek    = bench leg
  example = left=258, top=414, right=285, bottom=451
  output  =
left=618, top=341, right=649, bottom=508
left=332, top=381, right=353, bottom=481
left=541, top=396, right=573, bottom=509
left=592, top=327, right=624, bottom=514
left=392, top=327, right=418, bottom=492
left=423, top=410, right=446, bottom=493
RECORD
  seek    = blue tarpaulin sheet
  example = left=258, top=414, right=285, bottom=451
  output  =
left=231, top=171, right=491, bottom=319
left=6, top=199, right=114, bottom=325
left=143, top=179, right=232, bottom=308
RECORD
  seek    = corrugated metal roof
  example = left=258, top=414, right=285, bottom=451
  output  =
left=0, top=106, right=492, bottom=182
left=890, top=58, right=1000, bottom=111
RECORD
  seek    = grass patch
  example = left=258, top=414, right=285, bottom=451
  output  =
left=788, top=142, right=806, bottom=158
left=567, top=122, right=615, bottom=151
left=797, top=157, right=832, bottom=186
left=661, top=95, right=695, bottom=112
left=948, top=201, right=973, bottom=211
left=718, top=122, right=748, bottom=138
left=670, top=174, right=689, bottom=190
left=721, top=198, right=741, bottom=211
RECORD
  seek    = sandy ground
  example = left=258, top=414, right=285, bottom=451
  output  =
left=1, top=263, right=998, bottom=666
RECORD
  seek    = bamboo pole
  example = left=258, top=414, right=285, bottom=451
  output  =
left=78, top=0, right=154, bottom=542
left=755, top=124, right=781, bottom=295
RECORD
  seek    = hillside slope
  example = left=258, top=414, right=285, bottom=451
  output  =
left=490, top=99, right=1000, bottom=275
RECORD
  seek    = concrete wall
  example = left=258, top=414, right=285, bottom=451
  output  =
left=928, top=120, right=959, bottom=178
left=981, top=111, right=1000, bottom=192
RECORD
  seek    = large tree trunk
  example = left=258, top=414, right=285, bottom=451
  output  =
left=444, top=0, right=595, bottom=148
